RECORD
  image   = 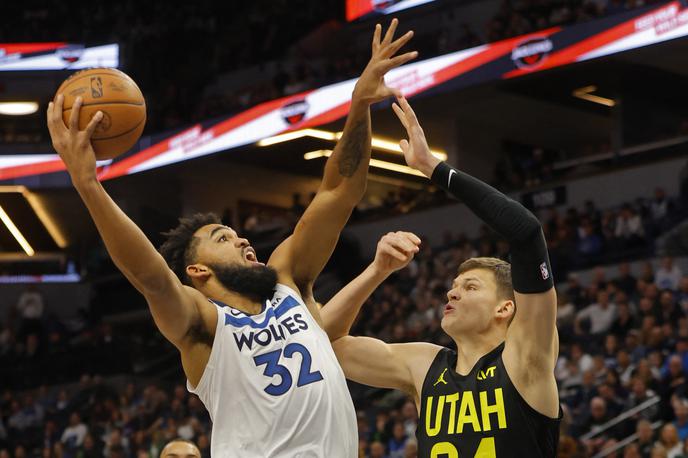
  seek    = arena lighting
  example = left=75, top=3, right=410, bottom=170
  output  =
left=23, top=192, right=67, bottom=248
left=573, top=86, right=616, bottom=107
left=303, top=150, right=426, bottom=177
left=0, top=186, right=67, bottom=249
left=257, top=129, right=339, bottom=146
left=0, top=101, right=39, bottom=115
left=0, top=204, right=34, bottom=256
left=370, top=136, right=448, bottom=161
left=262, top=128, right=447, bottom=160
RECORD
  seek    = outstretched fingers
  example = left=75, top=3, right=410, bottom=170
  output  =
left=382, top=18, right=399, bottom=45
left=397, top=96, right=419, bottom=127
left=380, top=51, right=418, bottom=73
left=392, top=102, right=409, bottom=130
left=386, top=30, right=414, bottom=57
left=372, top=23, right=382, bottom=52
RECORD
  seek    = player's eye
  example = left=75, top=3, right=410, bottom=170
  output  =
left=219, top=235, right=227, bottom=242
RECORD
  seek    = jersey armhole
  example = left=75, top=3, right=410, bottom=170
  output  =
left=420, top=347, right=451, bottom=397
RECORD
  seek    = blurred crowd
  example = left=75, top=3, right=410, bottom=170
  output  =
left=1, top=0, right=665, bottom=140
left=0, top=376, right=212, bottom=458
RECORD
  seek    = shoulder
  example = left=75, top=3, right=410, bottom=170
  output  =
left=391, top=342, right=445, bottom=390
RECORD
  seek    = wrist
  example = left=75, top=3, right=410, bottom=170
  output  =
left=351, top=88, right=373, bottom=107
left=368, top=262, right=394, bottom=280
left=71, top=173, right=99, bottom=192
left=419, top=156, right=442, bottom=178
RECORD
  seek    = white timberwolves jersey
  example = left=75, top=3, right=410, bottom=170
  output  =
left=188, top=284, right=357, bottom=457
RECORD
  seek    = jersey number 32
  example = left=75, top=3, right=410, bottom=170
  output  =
left=253, top=343, right=324, bottom=396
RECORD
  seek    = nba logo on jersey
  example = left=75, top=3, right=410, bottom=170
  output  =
left=539, top=262, right=550, bottom=280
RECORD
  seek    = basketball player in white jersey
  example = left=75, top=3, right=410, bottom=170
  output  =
left=46, top=20, right=417, bottom=457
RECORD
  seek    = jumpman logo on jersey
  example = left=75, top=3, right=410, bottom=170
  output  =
left=433, top=368, right=448, bottom=387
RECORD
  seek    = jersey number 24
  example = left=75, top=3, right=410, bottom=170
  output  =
left=253, top=343, right=323, bottom=396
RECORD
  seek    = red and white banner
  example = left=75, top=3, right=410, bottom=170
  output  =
left=0, top=43, right=118, bottom=71
left=346, top=0, right=437, bottom=21
left=1, top=2, right=685, bottom=182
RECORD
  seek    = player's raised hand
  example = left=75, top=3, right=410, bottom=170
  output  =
left=353, top=18, right=417, bottom=105
left=372, top=231, right=421, bottom=275
left=47, top=94, right=103, bottom=184
left=392, top=95, right=441, bottom=178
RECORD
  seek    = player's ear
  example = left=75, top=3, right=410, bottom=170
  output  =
left=495, top=300, right=515, bottom=321
left=187, top=264, right=211, bottom=282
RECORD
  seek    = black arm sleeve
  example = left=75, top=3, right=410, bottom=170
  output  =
left=431, top=161, right=554, bottom=293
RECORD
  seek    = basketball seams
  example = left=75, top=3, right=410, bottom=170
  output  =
left=62, top=101, right=146, bottom=109
left=91, top=117, right=146, bottom=141
left=61, top=105, right=145, bottom=138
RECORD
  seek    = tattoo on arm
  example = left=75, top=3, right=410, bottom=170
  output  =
left=337, top=118, right=369, bottom=177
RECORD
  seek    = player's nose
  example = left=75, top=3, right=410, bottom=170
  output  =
left=236, top=238, right=249, bottom=249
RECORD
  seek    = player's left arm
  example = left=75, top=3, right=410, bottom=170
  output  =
left=268, top=19, right=417, bottom=326
left=393, top=95, right=560, bottom=418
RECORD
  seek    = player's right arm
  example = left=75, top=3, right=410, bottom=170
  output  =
left=332, top=337, right=440, bottom=401
left=47, top=95, right=204, bottom=349
left=324, top=231, right=439, bottom=400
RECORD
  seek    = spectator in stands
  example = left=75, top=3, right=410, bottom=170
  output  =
left=637, top=419, right=658, bottom=457
left=626, top=377, right=660, bottom=422
left=77, top=434, right=100, bottom=458
left=15, top=285, right=44, bottom=339
left=679, top=277, right=688, bottom=312
left=160, top=438, right=201, bottom=458
left=658, top=423, right=683, bottom=458
left=660, top=356, right=688, bottom=405
left=369, top=441, right=386, bottom=458
left=656, top=257, right=684, bottom=292
left=387, top=421, right=408, bottom=458
left=615, top=204, right=646, bottom=247
left=577, top=218, right=604, bottom=263
left=672, top=398, right=688, bottom=441
left=61, top=412, right=88, bottom=450
left=576, top=290, right=617, bottom=338
left=616, top=262, right=638, bottom=296
left=612, top=301, right=637, bottom=338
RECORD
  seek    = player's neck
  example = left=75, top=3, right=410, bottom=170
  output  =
left=204, top=284, right=266, bottom=315
left=452, top=332, right=504, bottom=376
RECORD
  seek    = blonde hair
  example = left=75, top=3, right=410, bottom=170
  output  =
left=458, top=257, right=515, bottom=301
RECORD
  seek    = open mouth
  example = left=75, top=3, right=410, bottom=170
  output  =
left=244, top=247, right=264, bottom=265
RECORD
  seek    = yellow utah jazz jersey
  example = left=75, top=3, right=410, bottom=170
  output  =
left=417, top=343, right=561, bottom=458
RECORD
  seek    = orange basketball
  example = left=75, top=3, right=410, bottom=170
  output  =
left=56, top=68, right=146, bottom=160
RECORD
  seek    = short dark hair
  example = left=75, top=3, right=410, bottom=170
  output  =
left=159, top=213, right=221, bottom=285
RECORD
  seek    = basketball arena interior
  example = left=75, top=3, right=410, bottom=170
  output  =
left=1, top=0, right=688, bottom=457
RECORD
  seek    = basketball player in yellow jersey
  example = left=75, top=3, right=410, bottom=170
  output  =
left=46, top=20, right=417, bottom=457
left=326, top=96, right=561, bottom=458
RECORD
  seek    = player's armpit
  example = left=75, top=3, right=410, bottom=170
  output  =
left=143, top=277, right=215, bottom=350
left=333, top=336, right=441, bottom=399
